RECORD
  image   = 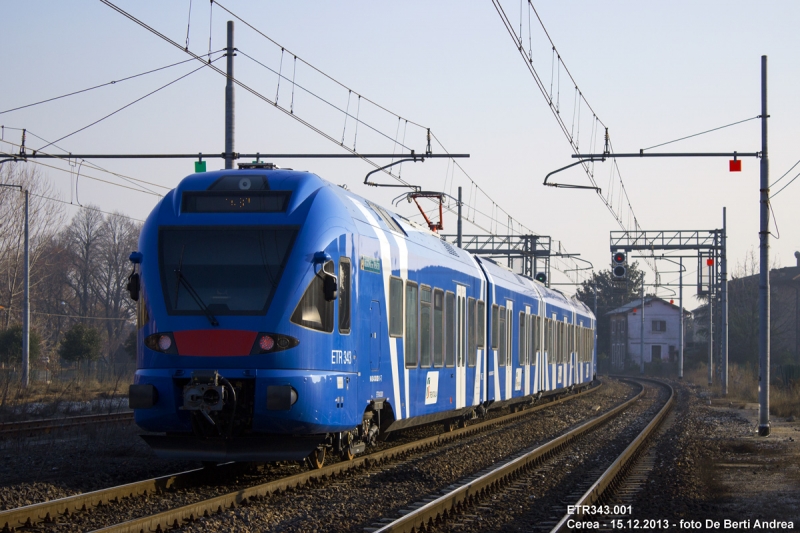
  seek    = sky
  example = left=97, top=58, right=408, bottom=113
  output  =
left=2, top=1, right=799, bottom=306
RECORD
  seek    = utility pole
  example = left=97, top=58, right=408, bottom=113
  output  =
left=679, top=257, right=684, bottom=379
left=640, top=276, right=645, bottom=374
left=708, top=259, right=714, bottom=386
left=758, top=55, right=771, bottom=437
left=22, top=189, right=29, bottom=388
left=224, top=21, right=235, bottom=170
left=457, top=186, right=463, bottom=248
left=721, top=207, right=729, bottom=395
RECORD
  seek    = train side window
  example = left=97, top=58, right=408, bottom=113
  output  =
left=518, top=312, right=526, bottom=366
left=433, top=289, right=444, bottom=367
left=405, top=282, right=419, bottom=368
left=290, top=261, right=334, bottom=333
left=545, top=318, right=552, bottom=358
left=338, top=257, right=351, bottom=334
left=532, top=315, right=540, bottom=354
left=529, top=315, right=536, bottom=361
left=389, top=277, right=403, bottom=337
left=498, top=306, right=507, bottom=366
left=491, top=304, right=499, bottom=350
left=420, top=286, right=432, bottom=368
left=477, top=300, right=485, bottom=349
left=468, top=297, right=476, bottom=367
left=445, top=291, right=455, bottom=367
left=570, top=323, right=575, bottom=357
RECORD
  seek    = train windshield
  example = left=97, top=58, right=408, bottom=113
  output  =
left=159, top=227, right=297, bottom=315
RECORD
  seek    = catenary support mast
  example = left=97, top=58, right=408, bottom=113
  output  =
left=758, top=55, right=770, bottom=436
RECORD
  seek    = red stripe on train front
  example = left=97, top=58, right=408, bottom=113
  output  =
left=172, top=330, right=258, bottom=356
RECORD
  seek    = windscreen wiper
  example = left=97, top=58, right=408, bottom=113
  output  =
left=175, top=270, right=219, bottom=327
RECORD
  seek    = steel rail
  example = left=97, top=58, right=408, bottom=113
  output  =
left=550, top=378, right=675, bottom=532
left=0, top=384, right=590, bottom=533
left=0, top=384, right=601, bottom=532
left=370, top=379, right=648, bottom=533
left=86, top=384, right=601, bottom=533
left=0, top=411, right=133, bottom=437
left=0, top=466, right=212, bottom=532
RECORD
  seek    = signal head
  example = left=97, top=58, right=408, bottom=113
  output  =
left=613, top=251, right=626, bottom=265
left=535, top=272, right=547, bottom=284
left=612, top=265, right=627, bottom=279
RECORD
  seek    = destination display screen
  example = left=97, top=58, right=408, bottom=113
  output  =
left=182, top=191, right=291, bottom=213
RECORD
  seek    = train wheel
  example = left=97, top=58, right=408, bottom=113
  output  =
left=307, top=447, right=326, bottom=470
left=340, top=432, right=355, bottom=461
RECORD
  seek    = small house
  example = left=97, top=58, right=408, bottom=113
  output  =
left=607, top=296, right=690, bottom=370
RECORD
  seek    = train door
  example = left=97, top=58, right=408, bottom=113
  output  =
left=456, top=285, right=467, bottom=409
left=505, top=301, right=513, bottom=399
left=370, top=301, right=382, bottom=371
left=523, top=307, right=531, bottom=396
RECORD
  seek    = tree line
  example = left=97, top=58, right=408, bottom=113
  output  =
left=0, top=165, right=141, bottom=378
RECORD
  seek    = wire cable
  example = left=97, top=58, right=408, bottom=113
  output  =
left=1, top=137, right=169, bottom=193
left=0, top=53, right=222, bottom=116
left=771, top=158, right=800, bottom=188
left=30, top=191, right=146, bottom=222
left=641, top=116, right=760, bottom=152
left=770, top=171, right=800, bottom=199
left=38, top=56, right=223, bottom=152
left=237, top=49, right=414, bottom=152
left=1, top=149, right=163, bottom=197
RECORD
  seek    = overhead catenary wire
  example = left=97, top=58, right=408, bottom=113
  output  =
left=770, top=158, right=800, bottom=188
left=30, top=192, right=147, bottom=222
left=770, top=171, right=800, bottom=199
left=640, top=116, right=760, bottom=152
left=236, top=49, right=415, bottom=153
left=37, top=54, right=225, bottom=152
left=0, top=147, right=163, bottom=197
left=0, top=53, right=224, bottom=116
left=491, top=0, right=648, bottom=252
left=1, top=137, right=168, bottom=194
left=97, top=0, right=418, bottom=187
left=94, top=0, right=590, bottom=283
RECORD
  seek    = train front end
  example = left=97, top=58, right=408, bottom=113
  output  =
left=128, top=167, right=359, bottom=463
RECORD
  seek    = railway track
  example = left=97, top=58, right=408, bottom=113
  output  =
left=0, top=411, right=133, bottom=438
left=0, top=382, right=611, bottom=533
left=368, top=378, right=672, bottom=533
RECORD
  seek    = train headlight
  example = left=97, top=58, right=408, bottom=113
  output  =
left=258, top=335, right=275, bottom=351
left=144, top=332, right=178, bottom=354
left=157, top=335, right=172, bottom=351
left=250, top=332, right=299, bottom=355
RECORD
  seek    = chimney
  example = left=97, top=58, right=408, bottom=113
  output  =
left=795, top=251, right=800, bottom=267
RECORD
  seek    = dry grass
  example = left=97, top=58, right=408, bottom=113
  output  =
left=685, top=363, right=800, bottom=417
left=0, top=373, right=130, bottom=422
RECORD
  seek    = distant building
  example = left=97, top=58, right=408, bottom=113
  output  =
left=607, top=297, right=691, bottom=370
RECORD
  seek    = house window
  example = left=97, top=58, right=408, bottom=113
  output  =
left=651, top=344, right=662, bottom=361
left=652, top=320, right=666, bottom=332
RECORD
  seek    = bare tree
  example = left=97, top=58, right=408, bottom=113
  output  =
left=95, top=213, right=140, bottom=370
left=62, top=206, right=105, bottom=322
left=0, top=164, right=65, bottom=330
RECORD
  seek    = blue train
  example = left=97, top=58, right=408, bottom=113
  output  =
left=127, top=165, right=596, bottom=467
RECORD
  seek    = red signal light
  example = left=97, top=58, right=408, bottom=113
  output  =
left=613, top=252, right=626, bottom=264
left=670, top=299, right=674, bottom=305
left=706, top=258, right=714, bottom=266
